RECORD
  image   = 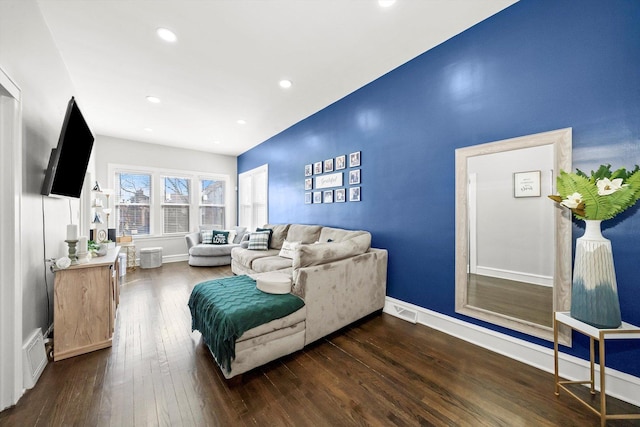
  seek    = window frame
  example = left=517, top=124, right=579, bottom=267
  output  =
left=108, top=163, right=231, bottom=239
left=114, top=171, right=152, bottom=236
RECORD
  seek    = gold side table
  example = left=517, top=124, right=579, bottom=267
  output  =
left=554, top=311, right=640, bottom=426
left=118, top=243, right=136, bottom=271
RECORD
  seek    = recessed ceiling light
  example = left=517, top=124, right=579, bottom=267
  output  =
left=213, top=140, right=221, bottom=145
left=378, top=0, right=396, bottom=7
left=144, top=127, right=153, bottom=132
left=279, top=79, right=292, bottom=89
left=237, top=119, right=246, bottom=125
left=156, top=27, right=177, bottom=43
left=146, top=96, right=161, bottom=103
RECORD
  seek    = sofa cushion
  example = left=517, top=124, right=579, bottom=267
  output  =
left=201, top=230, right=214, bottom=244
left=318, top=227, right=369, bottom=243
left=232, top=226, right=247, bottom=244
left=278, top=240, right=300, bottom=259
left=212, top=230, right=230, bottom=244
left=286, top=224, right=322, bottom=244
left=248, top=231, right=271, bottom=250
left=231, top=247, right=280, bottom=268
left=293, top=232, right=371, bottom=269
left=262, top=224, right=290, bottom=249
left=251, top=256, right=293, bottom=273
left=221, top=230, right=237, bottom=244
left=190, top=243, right=237, bottom=257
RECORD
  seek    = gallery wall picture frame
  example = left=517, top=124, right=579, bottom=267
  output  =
left=305, top=178, right=313, bottom=190
left=313, top=191, right=322, bottom=204
left=349, top=187, right=361, bottom=202
left=314, top=161, right=323, bottom=175
left=315, top=172, right=343, bottom=189
left=349, top=169, right=361, bottom=185
left=305, top=192, right=312, bottom=204
left=349, top=151, right=361, bottom=167
left=324, top=158, right=334, bottom=173
left=335, top=188, right=346, bottom=202
left=336, top=155, right=346, bottom=170
left=514, top=170, right=541, bottom=198
left=305, top=164, right=313, bottom=177
left=323, top=190, right=333, bottom=204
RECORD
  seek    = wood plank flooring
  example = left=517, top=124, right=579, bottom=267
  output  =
left=1, top=261, right=639, bottom=426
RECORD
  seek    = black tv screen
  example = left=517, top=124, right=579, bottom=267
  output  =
left=41, top=97, right=94, bottom=198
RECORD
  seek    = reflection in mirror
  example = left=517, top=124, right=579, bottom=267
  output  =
left=455, top=128, right=573, bottom=344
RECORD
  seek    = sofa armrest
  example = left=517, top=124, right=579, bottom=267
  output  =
left=185, top=231, right=201, bottom=251
left=293, top=248, right=388, bottom=345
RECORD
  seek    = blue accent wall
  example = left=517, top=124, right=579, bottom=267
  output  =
left=239, top=0, right=640, bottom=378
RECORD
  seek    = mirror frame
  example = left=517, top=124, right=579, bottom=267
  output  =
left=455, top=128, right=572, bottom=344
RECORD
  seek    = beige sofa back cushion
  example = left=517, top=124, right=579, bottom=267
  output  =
left=286, top=224, right=322, bottom=244
left=292, top=232, right=371, bottom=270
left=318, top=227, right=369, bottom=243
left=262, top=224, right=290, bottom=249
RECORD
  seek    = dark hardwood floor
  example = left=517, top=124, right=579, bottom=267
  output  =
left=1, top=261, right=639, bottom=426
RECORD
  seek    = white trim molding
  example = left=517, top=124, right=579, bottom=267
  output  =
left=384, top=296, right=640, bottom=408
left=0, top=66, right=23, bottom=410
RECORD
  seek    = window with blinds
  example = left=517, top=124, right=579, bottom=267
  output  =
left=163, top=176, right=190, bottom=233
left=111, top=167, right=229, bottom=237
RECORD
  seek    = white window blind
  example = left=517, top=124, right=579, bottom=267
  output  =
left=163, top=176, right=190, bottom=233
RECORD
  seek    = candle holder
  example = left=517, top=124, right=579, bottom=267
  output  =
left=76, top=251, right=90, bottom=264
left=65, top=239, right=79, bottom=264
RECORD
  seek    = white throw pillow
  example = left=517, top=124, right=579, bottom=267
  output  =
left=278, top=240, right=301, bottom=259
left=224, top=230, right=237, bottom=244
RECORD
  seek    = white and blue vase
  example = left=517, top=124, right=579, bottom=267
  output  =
left=570, top=219, right=622, bottom=329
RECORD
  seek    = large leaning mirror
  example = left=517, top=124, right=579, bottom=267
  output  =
left=455, top=128, right=572, bottom=344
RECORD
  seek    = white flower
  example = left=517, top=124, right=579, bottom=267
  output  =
left=560, top=192, right=583, bottom=209
left=597, top=177, right=625, bottom=195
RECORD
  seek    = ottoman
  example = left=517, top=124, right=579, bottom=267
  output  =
left=140, top=247, right=162, bottom=269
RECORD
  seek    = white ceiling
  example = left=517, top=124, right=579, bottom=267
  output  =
left=37, top=0, right=517, bottom=156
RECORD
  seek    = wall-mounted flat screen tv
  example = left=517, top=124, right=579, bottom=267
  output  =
left=41, top=96, right=94, bottom=198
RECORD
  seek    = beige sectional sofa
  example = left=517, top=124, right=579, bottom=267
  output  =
left=216, top=223, right=388, bottom=378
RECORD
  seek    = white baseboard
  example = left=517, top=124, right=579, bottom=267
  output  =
left=383, top=296, right=640, bottom=407
left=162, top=254, right=188, bottom=264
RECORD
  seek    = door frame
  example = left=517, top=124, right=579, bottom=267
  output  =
left=0, top=66, right=24, bottom=410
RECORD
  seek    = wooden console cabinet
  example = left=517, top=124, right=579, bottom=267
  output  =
left=53, top=247, right=120, bottom=361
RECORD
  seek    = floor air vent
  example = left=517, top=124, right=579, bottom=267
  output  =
left=22, top=328, right=47, bottom=389
left=391, top=304, right=418, bottom=324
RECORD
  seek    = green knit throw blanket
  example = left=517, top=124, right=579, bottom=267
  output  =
left=188, top=275, right=305, bottom=373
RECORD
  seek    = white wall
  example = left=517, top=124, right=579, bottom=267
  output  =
left=0, top=0, right=83, bottom=341
left=94, top=135, right=237, bottom=261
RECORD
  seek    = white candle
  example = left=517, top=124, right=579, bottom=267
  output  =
left=78, top=236, right=88, bottom=253
left=66, top=224, right=78, bottom=241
